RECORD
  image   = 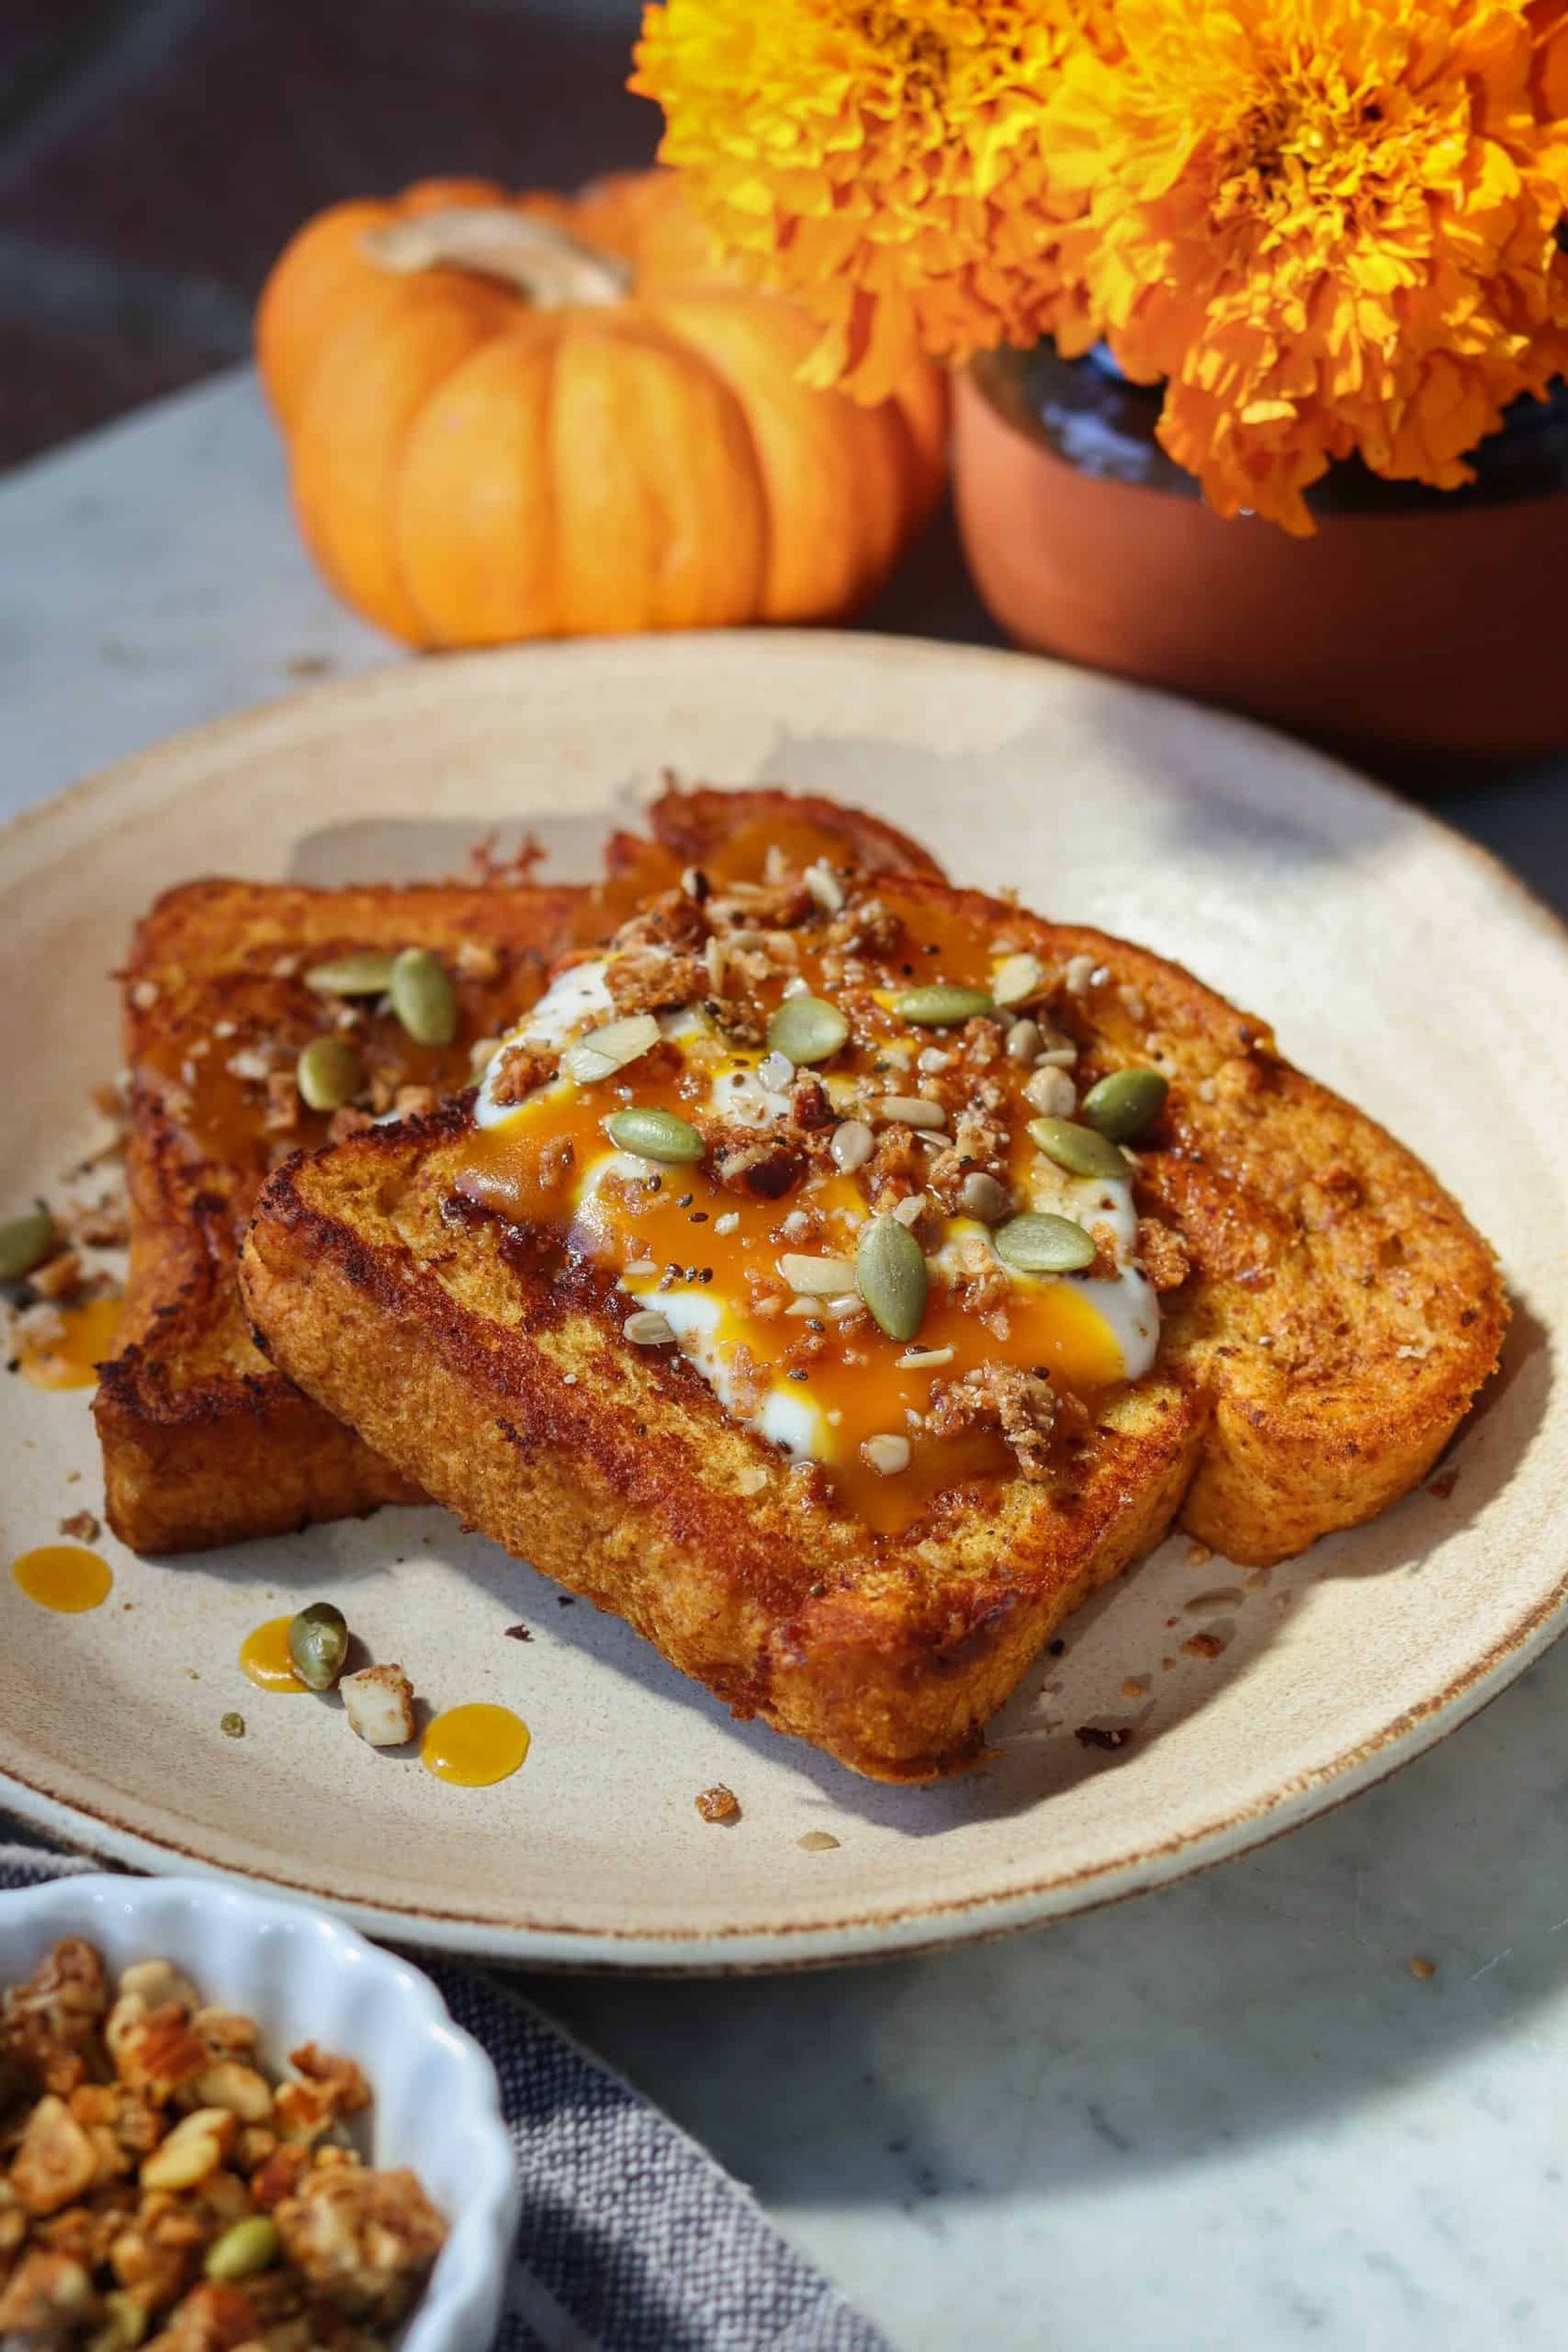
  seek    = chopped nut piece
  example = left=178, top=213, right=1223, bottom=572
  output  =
left=455, top=937, right=502, bottom=982
left=58, top=1509, right=101, bottom=1544
left=190, top=2061, right=273, bottom=2123
left=1023, top=1065, right=1076, bottom=1118
left=696, top=1784, right=741, bottom=1823
left=340, top=1664, right=416, bottom=1749
left=28, top=1249, right=84, bottom=1302
left=10, top=2093, right=98, bottom=2215
left=72, top=1198, right=130, bottom=1248
left=861, top=1434, right=911, bottom=1476
left=140, top=2107, right=236, bottom=2192
left=1137, top=1217, right=1192, bottom=1294
left=263, top=1069, right=301, bottom=1136
left=0, top=2248, right=95, bottom=2333
left=275, top=2163, right=446, bottom=2325
left=118, top=1962, right=198, bottom=2015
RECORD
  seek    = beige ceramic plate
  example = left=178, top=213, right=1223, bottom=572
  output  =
left=2, top=633, right=1563, bottom=1969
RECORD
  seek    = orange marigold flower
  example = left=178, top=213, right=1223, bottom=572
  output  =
left=632, top=0, right=1083, bottom=403
left=1047, top=0, right=1568, bottom=532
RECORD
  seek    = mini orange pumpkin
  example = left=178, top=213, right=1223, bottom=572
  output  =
left=256, top=171, right=948, bottom=648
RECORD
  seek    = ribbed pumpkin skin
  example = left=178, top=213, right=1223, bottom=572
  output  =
left=256, top=171, right=948, bottom=649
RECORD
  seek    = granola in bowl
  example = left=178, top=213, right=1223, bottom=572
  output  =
left=0, top=1937, right=446, bottom=2349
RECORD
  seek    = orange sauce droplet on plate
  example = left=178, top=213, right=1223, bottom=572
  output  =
left=239, top=1615, right=308, bottom=1693
left=17, top=1296, right=123, bottom=1391
left=11, top=1544, right=114, bottom=1612
left=420, top=1703, right=530, bottom=1788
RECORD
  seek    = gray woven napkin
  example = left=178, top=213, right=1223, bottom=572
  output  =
left=1, top=1824, right=891, bottom=2352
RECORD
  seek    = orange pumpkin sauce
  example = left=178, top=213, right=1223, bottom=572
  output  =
left=458, top=887, right=1131, bottom=1534
left=575, top=815, right=888, bottom=944
left=420, top=1703, right=530, bottom=1788
left=11, top=1545, right=114, bottom=1613
left=239, top=1615, right=309, bottom=1693
left=136, top=995, right=501, bottom=1181
left=16, top=1296, right=123, bottom=1391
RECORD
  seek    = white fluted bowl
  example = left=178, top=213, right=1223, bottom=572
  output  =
left=0, top=1875, right=517, bottom=2350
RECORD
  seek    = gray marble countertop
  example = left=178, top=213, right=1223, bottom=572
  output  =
left=4, top=372, right=1567, bottom=2352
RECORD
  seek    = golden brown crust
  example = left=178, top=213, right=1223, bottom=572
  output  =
left=239, top=858, right=1505, bottom=1780
left=241, top=1111, right=1207, bottom=1780
left=98, top=789, right=943, bottom=1555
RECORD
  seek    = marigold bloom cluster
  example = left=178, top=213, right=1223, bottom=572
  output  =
left=633, top=0, right=1568, bottom=530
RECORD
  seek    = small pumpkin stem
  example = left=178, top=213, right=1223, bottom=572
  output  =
left=362, top=207, right=632, bottom=309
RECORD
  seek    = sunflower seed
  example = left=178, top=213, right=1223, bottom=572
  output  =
left=959, top=1171, right=1011, bottom=1223
left=779, top=1252, right=858, bottom=1296
left=562, top=1012, right=661, bottom=1086
left=992, top=952, right=1048, bottom=1007
left=875, top=1096, right=947, bottom=1130
left=830, top=1119, right=874, bottom=1172
left=623, top=1308, right=676, bottom=1346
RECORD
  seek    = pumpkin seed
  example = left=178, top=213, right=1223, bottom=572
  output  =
left=892, top=984, right=996, bottom=1027
left=0, top=1206, right=57, bottom=1282
left=994, top=1212, right=1097, bottom=1275
left=287, top=1601, right=349, bottom=1692
left=1081, top=1066, right=1169, bottom=1143
left=856, top=1215, right=928, bottom=1343
left=1027, top=1116, right=1131, bottom=1181
left=206, top=2216, right=279, bottom=2282
left=1004, top=1017, right=1044, bottom=1064
left=389, top=947, right=458, bottom=1047
left=295, top=1035, right=363, bottom=1112
left=606, top=1106, right=706, bottom=1164
left=561, top=1013, right=660, bottom=1087
left=767, top=994, right=849, bottom=1066
left=304, top=951, right=395, bottom=998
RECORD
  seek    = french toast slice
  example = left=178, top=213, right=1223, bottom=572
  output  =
left=240, top=840, right=1505, bottom=1782
left=97, top=787, right=941, bottom=1554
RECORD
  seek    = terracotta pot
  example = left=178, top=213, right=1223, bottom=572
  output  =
left=954, top=346, right=1568, bottom=762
